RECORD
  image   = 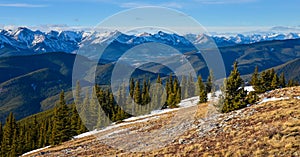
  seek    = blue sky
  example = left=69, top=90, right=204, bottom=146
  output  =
left=0, top=0, right=299, bottom=33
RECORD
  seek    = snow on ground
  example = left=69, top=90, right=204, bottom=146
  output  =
left=74, top=96, right=200, bottom=139
left=244, top=86, right=255, bottom=93
left=73, top=129, right=101, bottom=139
left=295, top=96, right=300, bottom=100
left=259, top=97, right=290, bottom=104
left=207, top=90, right=222, bottom=101
left=22, top=146, right=50, bottom=156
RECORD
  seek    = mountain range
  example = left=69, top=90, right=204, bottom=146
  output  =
left=1, top=27, right=300, bottom=58
left=0, top=27, right=300, bottom=123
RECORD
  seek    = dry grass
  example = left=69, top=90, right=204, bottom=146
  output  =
left=24, top=87, right=300, bottom=157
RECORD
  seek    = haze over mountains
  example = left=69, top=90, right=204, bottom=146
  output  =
left=1, top=27, right=300, bottom=58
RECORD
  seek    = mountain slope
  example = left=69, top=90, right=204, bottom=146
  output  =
left=220, top=38, right=300, bottom=76
left=0, top=53, right=165, bottom=123
left=273, top=58, right=300, bottom=82
left=22, top=86, right=300, bottom=156
left=0, top=68, right=70, bottom=122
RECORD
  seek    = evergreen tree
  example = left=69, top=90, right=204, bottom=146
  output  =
left=142, top=79, right=151, bottom=106
left=222, top=62, right=248, bottom=113
left=287, top=79, right=299, bottom=87
left=75, top=80, right=82, bottom=106
left=88, top=86, right=99, bottom=129
left=198, top=75, right=207, bottom=103
left=129, top=78, right=135, bottom=98
left=271, top=73, right=279, bottom=89
left=1, top=112, right=18, bottom=156
left=30, top=116, right=39, bottom=149
left=70, top=104, right=80, bottom=136
left=181, top=75, right=188, bottom=99
left=174, top=78, right=181, bottom=104
left=251, top=66, right=260, bottom=91
left=279, top=72, right=286, bottom=88
left=51, top=91, right=72, bottom=145
left=151, top=75, right=164, bottom=110
left=206, top=70, right=214, bottom=93
left=133, top=80, right=141, bottom=106
left=187, top=73, right=195, bottom=98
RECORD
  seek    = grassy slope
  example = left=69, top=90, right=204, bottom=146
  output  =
left=23, top=86, right=300, bottom=157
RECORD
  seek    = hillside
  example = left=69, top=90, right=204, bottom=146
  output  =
left=273, top=58, right=300, bottom=82
left=0, top=53, right=162, bottom=123
left=23, top=87, right=300, bottom=156
left=1, top=38, right=299, bottom=123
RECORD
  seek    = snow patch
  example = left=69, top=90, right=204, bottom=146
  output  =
left=244, top=86, right=255, bottom=93
left=259, top=97, right=289, bottom=104
left=73, top=129, right=100, bottom=139
left=74, top=96, right=200, bottom=139
left=22, top=146, right=50, bottom=156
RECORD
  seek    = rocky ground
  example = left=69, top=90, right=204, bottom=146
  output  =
left=23, top=87, right=300, bottom=157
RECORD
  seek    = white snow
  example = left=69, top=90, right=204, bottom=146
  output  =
left=244, top=86, right=255, bottom=93
left=207, top=90, right=222, bottom=101
left=21, top=146, right=50, bottom=156
left=295, top=96, right=300, bottom=100
left=259, top=97, right=289, bottom=104
left=73, top=129, right=100, bottom=139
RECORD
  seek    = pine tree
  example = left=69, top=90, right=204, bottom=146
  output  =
left=198, top=75, right=207, bottom=103
left=279, top=72, right=286, bottom=88
left=75, top=80, right=82, bottom=106
left=251, top=66, right=260, bottom=92
left=287, top=79, right=299, bottom=87
left=30, top=116, right=39, bottom=149
left=259, top=69, right=273, bottom=92
left=181, top=75, right=188, bottom=99
left=129, top=78, right=135, bottom=99
left=151, top=75, right=164, bottom=110
left=174, top=78, right=181, bottom=104
left=222, top=62, right=248, bottom=113
left=18, top=124, right=26, bottom=153
left=88, top=86, right=99, bottom=129
left=70, top=104, right=80, bottom=136
left=51, top=91, right=72, bottom=145
left=271, top=73, right=279, bottom=90
left=133, top=80, right=141, bottom=106
left=142, top=79, right=151, bottom=106
left=1, top=112, right=18, bottom=156
left=206, top=70, right=214, bottom=93
left=187, top=73, right=195, bottom=98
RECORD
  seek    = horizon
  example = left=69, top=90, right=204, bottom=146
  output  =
left=1, top=25, right=300, bottom=36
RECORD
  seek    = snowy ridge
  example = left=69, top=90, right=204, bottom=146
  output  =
left=1, top=27, right=300, bottom=56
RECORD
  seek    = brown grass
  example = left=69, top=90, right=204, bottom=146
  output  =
left=24, top=87, right=300, bottom=157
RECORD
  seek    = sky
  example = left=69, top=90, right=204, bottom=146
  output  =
left=0, top=0, right=299, bottom=33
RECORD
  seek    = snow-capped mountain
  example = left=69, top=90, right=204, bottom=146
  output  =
left=185, top=33, right=300, bottom=47
left=0, top=27, right=300, bottom=57
left=0, top=27, right=83, bottom=54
